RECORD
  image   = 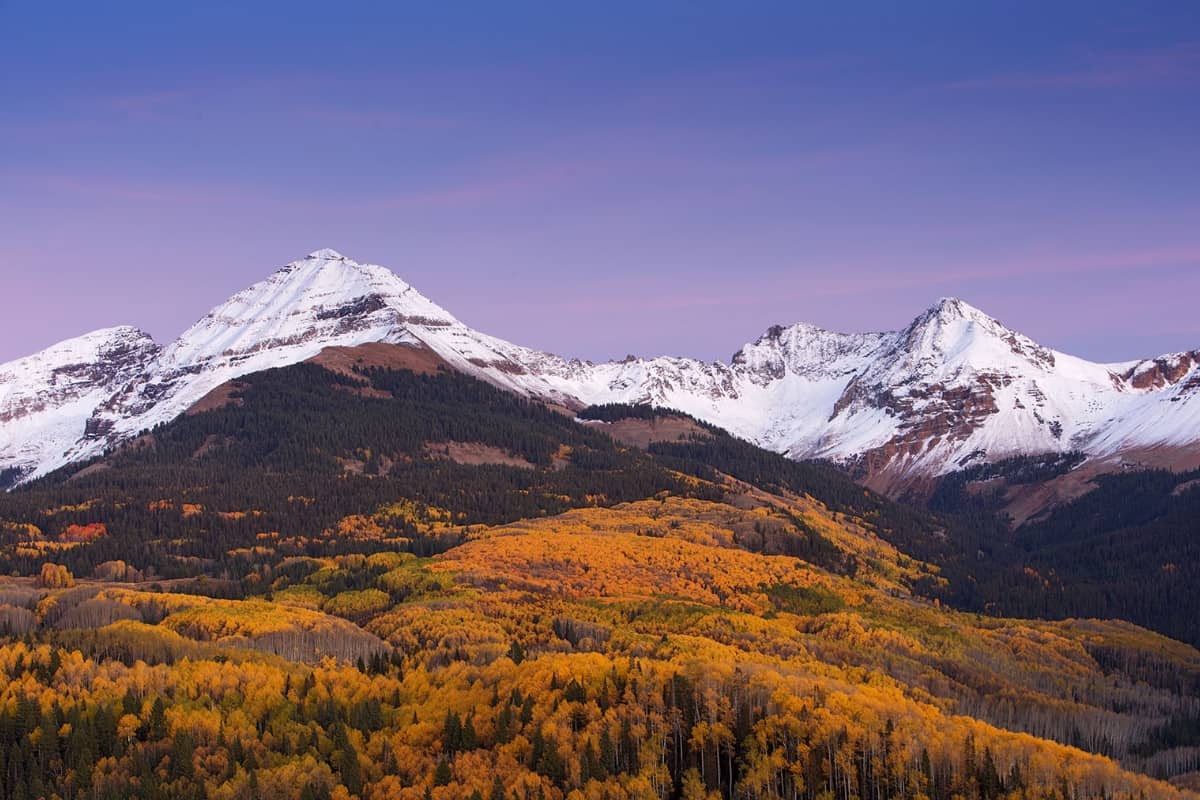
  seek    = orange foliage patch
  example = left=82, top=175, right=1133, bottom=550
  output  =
left=60, top=522, right=108, bottom=543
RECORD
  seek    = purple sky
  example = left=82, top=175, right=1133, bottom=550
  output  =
left=2, top=2, right=1198, bottom=365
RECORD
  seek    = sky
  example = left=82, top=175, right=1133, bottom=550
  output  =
left=1, top=1, right=1198, bottom=365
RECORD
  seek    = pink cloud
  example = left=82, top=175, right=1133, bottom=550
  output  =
left=9, top=173, right=223, bottom=205
left=106, top=89, right=192, bottom=113
left=295, top=106, right=457, bottom=130
left=0, top=169, right=324, bottom=211
left=366, top=158, right=602, bottom=211
left=357, top=131, right=859, bottom=214
left=947, top=42, right=1200, bottom=90
left=897, top=244, right=1200, bottom=285
left=546, top=243, right=1200, bottom=317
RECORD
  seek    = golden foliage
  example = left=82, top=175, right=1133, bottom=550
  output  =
left=0, top=493, right=1196, bottom=799
left=438, top=504, right=847, bottom=614
left=0, top=520, right=42, bottom=539
left=37, top=562, right=75, bottom=588
left=324, top=588, right=391, bottom=620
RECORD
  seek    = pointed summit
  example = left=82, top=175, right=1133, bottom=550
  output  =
left=167, top=251, right=458, bottom=371
left=905, top=297, right=1003, bottom=340
left=892, top=295, right=1056, bottom=377
left=920, top=297, right=993, bottom=324
left=931, top=296, right=967, bottom=314
left=274, top=249, right=355, bottom=277
left=305, top=248, right=349, bottom=261
left=62, top=252, right=471, bottom=473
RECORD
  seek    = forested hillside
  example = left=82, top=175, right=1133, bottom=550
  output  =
left=0, top=362, right=1197, bottom=799
left=949, top=468, right=1200, bottom=648
left=910, top=448, right=1200, bottom=648
left=0, top=364, right=705, bottom=580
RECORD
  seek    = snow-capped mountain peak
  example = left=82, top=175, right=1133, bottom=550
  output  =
left=0, top=326, right=158, bottom=408
left=85, top=251, right=471, bottom=452
left=0, top=326, right=159, bottom=485
left=162, top=250, right=457, bottom=369
left=896, top=297, right=1053, bottom=372
left=731, top=322, right=891, bottom=383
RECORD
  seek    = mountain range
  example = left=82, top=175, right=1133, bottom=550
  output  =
left=3, top=248, right=1198, bottom=491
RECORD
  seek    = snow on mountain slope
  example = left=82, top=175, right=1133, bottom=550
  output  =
left=776, top=299, right=1200, bottom=490
left=83, top=249, right=462, bottom=448
left=0, top=327, right=159, bottom=485
left=0, top=249, right=1196, bottom=489
left=1088, top=352, right=1200, bottom=458
left=808, top=299, right=1118, bottom=489
left=7, top=250, right=602, bottom=478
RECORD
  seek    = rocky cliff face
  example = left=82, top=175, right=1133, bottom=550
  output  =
left=2, top=249, right=1197, bottom=490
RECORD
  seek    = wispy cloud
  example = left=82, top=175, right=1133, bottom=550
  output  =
left=947, top=43, right=1200, bottom=90
left=358, top=127, right=861, bottom=213
left=296, top=106, right=456, bottom=130
left=106, top=89, right=192, bottom=113
left=0, top=169, right=319, bottom=210
left=844, top=244, right=1200, bottom=290
left=542, top=243, right=1200, bottom=319
left=5, top=172, right=220, bottom=205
